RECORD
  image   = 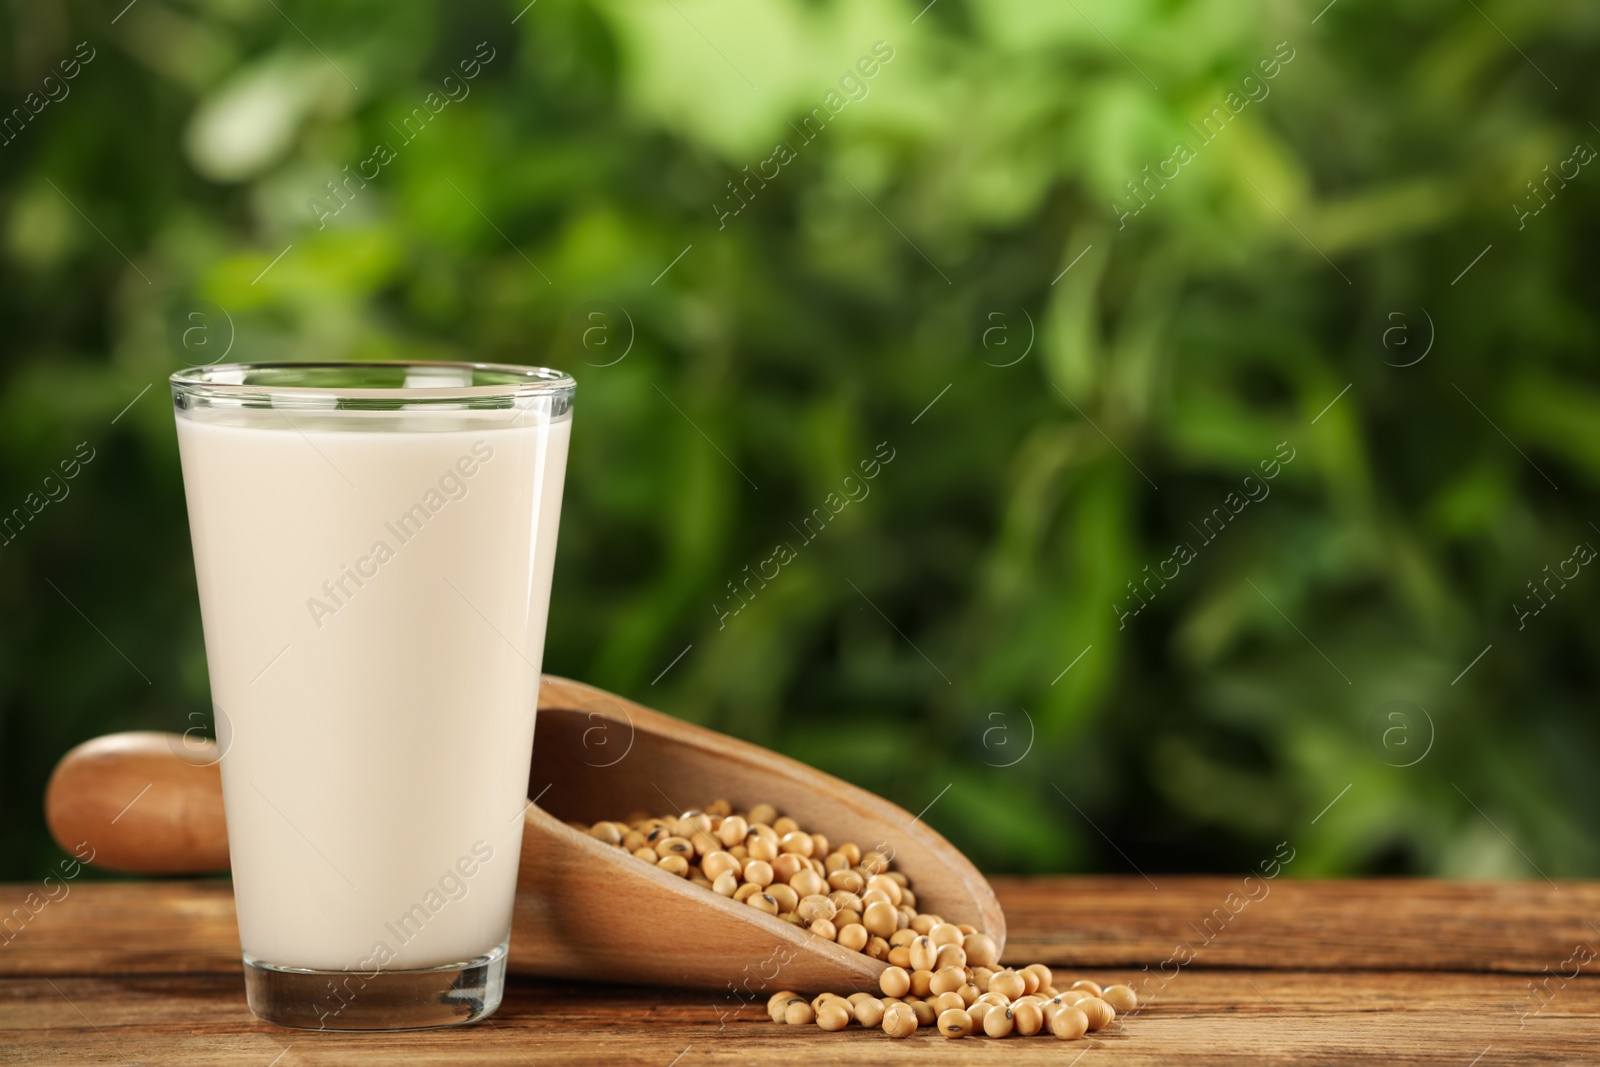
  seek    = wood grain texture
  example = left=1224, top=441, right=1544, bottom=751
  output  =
left=2, top=878, right=1597, bottom=1064
left=994, top=876, right=1600, bottom=974
left=5, top=879, right=1595, bottom=978
left=0, top=968, right=1591, bottom=1065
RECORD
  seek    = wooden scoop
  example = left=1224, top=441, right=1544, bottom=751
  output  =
left=46, top=675, right=1004, bottom=994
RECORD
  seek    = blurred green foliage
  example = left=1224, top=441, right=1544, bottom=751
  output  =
left=2, top=0, right=1598, bottom=883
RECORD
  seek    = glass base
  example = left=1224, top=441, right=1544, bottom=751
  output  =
left=242, top=941, right=507, bottom=1030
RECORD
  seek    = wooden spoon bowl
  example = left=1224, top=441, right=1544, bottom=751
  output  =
left=45, top=676, right=1005, bottom=994
left=518, top=677, right=1004, bottom=992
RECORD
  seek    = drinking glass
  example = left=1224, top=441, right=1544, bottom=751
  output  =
left=171, top=362, right=574, bottom=1029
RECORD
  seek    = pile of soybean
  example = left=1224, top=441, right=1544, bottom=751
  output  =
left=580, top=800, right=1137, bottom=1038
left=581, top=799, right=953, bottom=956
left=773, top=957, right=1136, bottom=1040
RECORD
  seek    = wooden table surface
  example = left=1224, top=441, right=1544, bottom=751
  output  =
left=2, top=877, right=1595, bottom=1065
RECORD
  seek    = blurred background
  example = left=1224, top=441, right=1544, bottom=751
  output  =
left=3, top=0, right=1598, bottom=883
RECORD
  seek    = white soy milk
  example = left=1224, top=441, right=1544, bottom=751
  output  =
left=176, top=407, right=569, bottom=971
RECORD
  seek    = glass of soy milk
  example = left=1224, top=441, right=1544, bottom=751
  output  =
left=171, top=362, right=573, bottom=1030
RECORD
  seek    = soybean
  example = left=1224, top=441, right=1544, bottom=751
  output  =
left=938, top=1008, right=974, bottom=1038
left=983, top=1006, right=1015, bottom=1038
left=594, top=798, right=1149, bottom=1043
left=1077, top=996, right=1115, bottom=1031
left=1101, top=984, right=1138, bottom=1014
left=816, top=1003, right=850, bottom=1031
left=1049, top=1005, right=1089, bottom=1040
left=1011, top=999, right=1044, bottom=1036
left=879, top=966, right=911, bottom=999
left=882, top=1002, right=918, bottom=1038
left=853, top=996, right=886, bottom=1029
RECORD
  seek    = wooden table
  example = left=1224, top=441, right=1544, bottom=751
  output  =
left=2, top=877, right=1595, bottom=1065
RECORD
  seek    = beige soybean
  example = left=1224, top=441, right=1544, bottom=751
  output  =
left=963, top=933, right=999, bottom=968
left=930, top=966, right=965, bottom=996
left=790, top=868, right=826, bottom=898
left=1011, top=999, right=1044, bottom=1036
left=1101, top=984, right=1138, bottom=1014
left=770, top=853, right=806, bottom=884
left=716, top=815, right=748, bottom=847
left=655, top=836, right=693, bottom=859
left=1049, top=1005, right=1089, bottom=1040
left=852, top=995, right=886, bottom=1029
left=882, top=1002, right=917, bottom=1038
left=983, top=1006, right=1015, bottom=1038
left=879, top=966, right=911, bottom=999
left=938, top=1008, right=974, bottom=1038
left=1077, top=996, right=1115, bottom=1031
left=816, top=1003, right=850, bottom=1031
left=767, top=991, right=800, bottom=1022
left=795, top=895, right=834, bottom=924
left=862, top=901, right=898, bottom=939
left=989, top=970, right=1026, bottom=1000
left=602, top=796, right=1150, bottom=1039
left=767, top=883, right=799, bottom=913
left=702, top=849, right=738, bottom=881
left=829, top=890, right=863, bottom=913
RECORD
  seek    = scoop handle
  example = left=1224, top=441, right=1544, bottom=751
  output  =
left=45, top=731, right=230, bottom=875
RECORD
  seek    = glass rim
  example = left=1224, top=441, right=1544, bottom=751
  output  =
left=170, top=361, right=576, bottom=403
